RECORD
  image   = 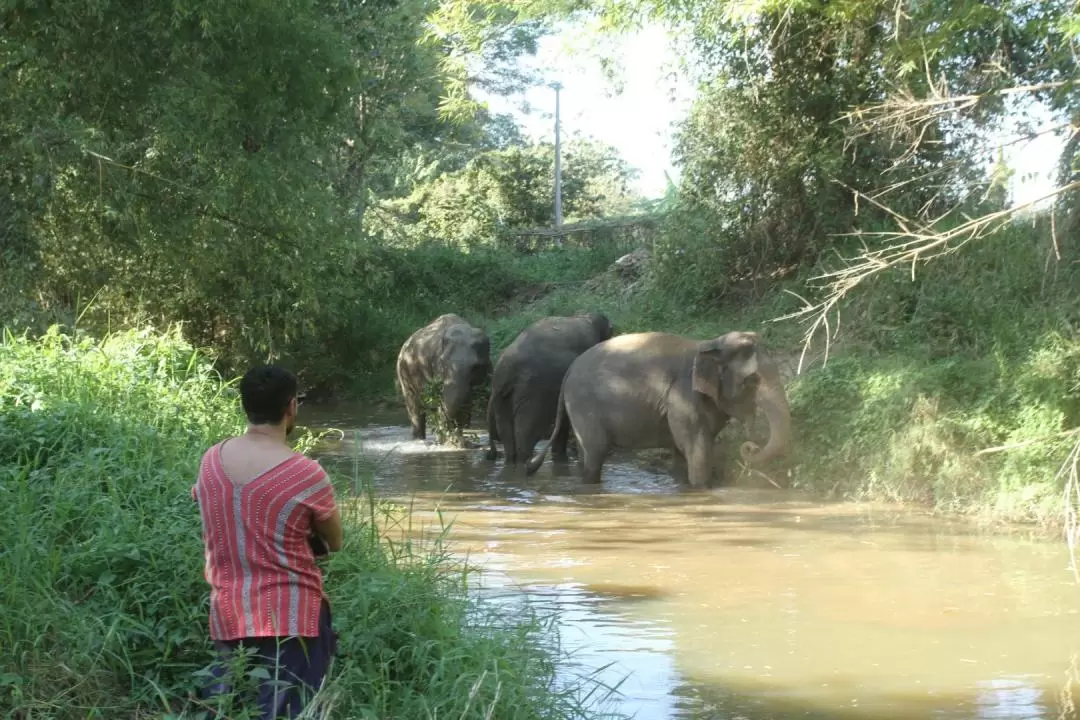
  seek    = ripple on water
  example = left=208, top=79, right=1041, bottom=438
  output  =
left=301, top=405, right=1080, bottom=720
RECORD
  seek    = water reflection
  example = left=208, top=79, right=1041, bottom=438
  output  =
left=465, top=558, right=684, bottom=720
left=301, top=402, right=1080, bottom=719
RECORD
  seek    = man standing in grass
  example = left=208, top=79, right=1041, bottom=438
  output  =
left=192, top=364, right=344, bottom=719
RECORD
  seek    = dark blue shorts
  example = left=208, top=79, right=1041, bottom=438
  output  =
left=200, top=599, right=337, bottom=720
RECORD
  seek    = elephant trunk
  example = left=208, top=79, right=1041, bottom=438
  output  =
left=442, top=378, right=472, bottom=427
left=739, top=359, right=792, bottom=466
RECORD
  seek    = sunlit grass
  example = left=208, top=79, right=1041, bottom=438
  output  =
left=0, top=324, right=627, bottom=719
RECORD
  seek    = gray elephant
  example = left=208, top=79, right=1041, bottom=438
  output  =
left=485, top=312, right=615, bottom=464
left=525, top=330, right=791, bottom=487
left=396, top=313, right=492, bottom=441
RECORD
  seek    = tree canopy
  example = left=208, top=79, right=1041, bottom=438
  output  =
left=0, top=0, right=634, bottom=384
left=3, top=0, right=1078, bottom=389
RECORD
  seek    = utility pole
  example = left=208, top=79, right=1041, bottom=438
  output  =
left=551, top=81, right=563, bottom=229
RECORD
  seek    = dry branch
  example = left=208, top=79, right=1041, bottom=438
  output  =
left=1059, top=432, right=1080, bottom=583
left=839, top=81, right=1071, bottom=140
left=973, top=428, right=1080, bottom=456
left=770, top=178, right=1080, bottom=373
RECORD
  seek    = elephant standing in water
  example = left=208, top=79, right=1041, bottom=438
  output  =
left=485, top=312, right=615, bottom=464
left=396, top=314, right=492, bottom=441
left=526, top=330, right=792, bottom=487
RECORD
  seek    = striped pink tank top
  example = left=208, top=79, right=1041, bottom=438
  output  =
left=192, top=441, right=338, bottom=640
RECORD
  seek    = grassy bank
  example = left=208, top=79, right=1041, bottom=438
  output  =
left=328, top=240, right=639, bottom=400
left=0, top=326, right=622, bottom=718
left=432, top=213, right=1080, bottom=528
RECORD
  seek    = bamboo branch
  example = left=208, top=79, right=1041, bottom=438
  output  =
left=768, top=178, right=1080, bottom=372
left=973, top=428, right=1080, bottom=456
left=1059, top=433, right=1080, bottom=582
left=87, top=150, right=287, bottom=240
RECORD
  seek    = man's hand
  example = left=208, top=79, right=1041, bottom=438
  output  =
left=308, top=532, right=330, bottom=557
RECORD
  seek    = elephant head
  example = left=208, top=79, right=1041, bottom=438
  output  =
left=439, top=326, right=491, bottom=426
left=580, top=311, right=616, bottom=342
left=691, top=331, right=791, bottom=466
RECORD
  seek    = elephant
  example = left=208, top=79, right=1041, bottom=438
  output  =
left=485, top=311, right=615, bottom=464
left=525, top=330, right=792, bottom=487
left=396, top=313, right=492, bottom=441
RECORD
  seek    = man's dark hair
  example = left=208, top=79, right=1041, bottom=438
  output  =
left=239, top=364, right=298, bottom=425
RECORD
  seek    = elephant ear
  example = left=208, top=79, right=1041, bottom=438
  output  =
left=692, top=345, right=725, bottom=404
left=693, top=332, right=760, bottom=404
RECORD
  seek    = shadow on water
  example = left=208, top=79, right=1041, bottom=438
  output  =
left=299, top=400, right=1080, bottom=720
left=666, top=670, right=1080, bottom=720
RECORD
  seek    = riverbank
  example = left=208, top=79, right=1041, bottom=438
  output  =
left=355, top=213, right=1080, bottom=531
left=0, top=326, right=622, bottom=718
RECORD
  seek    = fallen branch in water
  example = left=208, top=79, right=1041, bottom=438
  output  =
left=740, top=465, right=783, bottom=489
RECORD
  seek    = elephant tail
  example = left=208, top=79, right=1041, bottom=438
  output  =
left=526, top=383, right=566, bottom=476
left=485, top=392, right=499, bottom=461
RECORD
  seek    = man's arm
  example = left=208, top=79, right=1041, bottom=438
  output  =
left=312, top=507, right=344, bottom=553
left=307, top=464, right=344, bottom=553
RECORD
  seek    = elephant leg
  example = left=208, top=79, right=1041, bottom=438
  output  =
left=686, top=439, right=715, bottom=489
left=580, top=444, right=609, bottom=485
left=572, top=424, right=610, bottom=485
left=496, top=404, right=517, bottom=463
left=516, top=426, right=539, bottom=465
left=713, top=439, right=728, bottom=487
left=405, top=394, right=426, bottom=440
left=514, top=391, right=560, bottom=464
left=672, top=427, right=715, bottom=489
left=550, top=413, right=572, bottom=462
left=670, top=449, right=690, bottom=484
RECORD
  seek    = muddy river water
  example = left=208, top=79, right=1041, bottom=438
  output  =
left=302, top=403, right=1080, bottom=719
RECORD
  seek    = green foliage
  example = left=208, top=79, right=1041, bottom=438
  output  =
left=422, top=377, right=460, bottom=445
left=543, top=0, right=1080, bottom=309
left=0, top=326, right=243, bottom=713
left=418, top=377, right=494, bottom=446
left=0, top=0, right=574, bottom=395
left=0, top=325, right=620, bottom=718
left=3, top=0, right=362, bottom=347
left=645, top=2, right=961, bottom=307
left=785, top=334, right=1080, bottom=524
left=369, top=137, right=643, bottom=248
left=777, top=216, right=1080, bottom=522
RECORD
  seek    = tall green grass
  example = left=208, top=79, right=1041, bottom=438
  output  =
left=0, top=325, right=624, bottom=718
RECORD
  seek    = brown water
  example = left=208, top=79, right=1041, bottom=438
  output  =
left=302, top=402, right=1080, bottom=720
